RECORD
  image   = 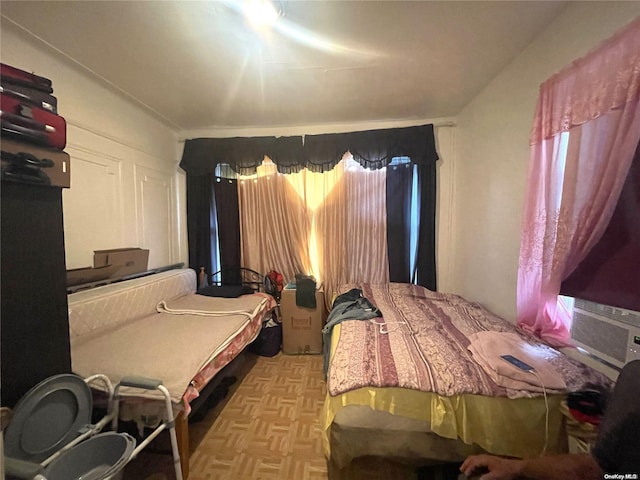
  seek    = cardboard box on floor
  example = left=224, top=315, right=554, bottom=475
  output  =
left=93, top=248, right=149, bottom=278
left=280, top=287, right=326, bottom=354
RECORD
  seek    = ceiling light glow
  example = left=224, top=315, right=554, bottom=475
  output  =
left=243, top=0, right=279, bottom=26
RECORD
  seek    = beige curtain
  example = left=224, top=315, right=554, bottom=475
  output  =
left=238, top=156, right=389, bottom=300
left=238, top=159, right=312, bottom=281
left=315, top=159, right=389, bottom=301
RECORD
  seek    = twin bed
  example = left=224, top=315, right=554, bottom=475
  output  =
left=67, top=267, right=276, bottom=478
left=322, top=282, right=612, bottom=473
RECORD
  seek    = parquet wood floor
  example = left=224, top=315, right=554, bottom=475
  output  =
left=124, top=352, right=458, bottom=480
left=188, top=352, right=328, bottom=480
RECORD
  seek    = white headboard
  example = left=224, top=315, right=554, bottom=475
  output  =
left=68, top=268, right=196, bottom=343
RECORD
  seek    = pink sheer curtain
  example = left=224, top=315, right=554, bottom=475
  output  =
left=517, top=18, right=640, bottom=346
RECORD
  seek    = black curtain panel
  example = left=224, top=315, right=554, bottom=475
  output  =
left=414, top=160, right=437, bottom=291
left=186, top=173, right=214, bottom=277
left=213, top=177, right=242, bottom=284
left=386, top=164, right=413, bottom=282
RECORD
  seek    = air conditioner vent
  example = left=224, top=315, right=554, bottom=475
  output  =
left=574, top=298, right=640, bottom=328
left=571, top=299, right=640, bottom=368
left=571, top=311, right=628, bottom=364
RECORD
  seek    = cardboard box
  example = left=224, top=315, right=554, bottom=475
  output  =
left=93, top=248, right=149, bottom=278
left=280, top=287, right=326, bottom=354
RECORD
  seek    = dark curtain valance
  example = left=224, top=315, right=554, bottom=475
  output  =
left=180, top=124, right=438, bottom=175
left=305, top=124, right=439, bottom=171
left=180, top=135, right=304, bottom=176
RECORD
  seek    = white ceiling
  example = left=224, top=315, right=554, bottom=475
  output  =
left=1, top=1, right=567, bottom=131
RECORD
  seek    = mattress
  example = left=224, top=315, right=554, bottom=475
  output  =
left=68, top=269, right=276, bottom=428
left=322, top=283, right=613, bottom=466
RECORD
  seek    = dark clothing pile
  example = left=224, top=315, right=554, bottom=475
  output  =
left=322, top=288, right=382, bottom=377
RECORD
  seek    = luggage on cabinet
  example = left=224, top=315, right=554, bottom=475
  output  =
left=0, top=83, right=57, bottom=113
left=1, top=138, right=70, bottom=188
left=0, top=63, right=54, bottom=94
left=0, top=93, right=66, bottom=149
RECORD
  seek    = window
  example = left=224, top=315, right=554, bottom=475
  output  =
left=211, top=155, right=419, bottom=294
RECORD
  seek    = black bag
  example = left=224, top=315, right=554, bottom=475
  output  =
left=1, top=139, right=70, bottom=188
left=250, top=313, right=282, bottom=357
left=295, top=274, right=317, bottom=308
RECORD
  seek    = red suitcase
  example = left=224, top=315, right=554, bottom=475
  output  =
left=0, top=63, right=54, bottom=94
left=0, top=93, right=66, bottom=149
left=0, top=84, right=57, bottom=113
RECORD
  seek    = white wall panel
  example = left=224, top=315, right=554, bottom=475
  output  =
left=136, top=166, right=174, bottom=269
left=63, top=143, right=123, bottom=269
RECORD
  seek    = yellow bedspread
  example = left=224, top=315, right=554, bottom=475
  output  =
left=322, top=324, right=568, bottom=459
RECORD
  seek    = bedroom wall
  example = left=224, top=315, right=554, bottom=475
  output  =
left=452, top=3, right=640, bottom=322
left=0, top=22, right=186, bottom=271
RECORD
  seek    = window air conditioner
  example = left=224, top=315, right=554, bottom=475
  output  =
left=571, top=298, right=640, bottom=369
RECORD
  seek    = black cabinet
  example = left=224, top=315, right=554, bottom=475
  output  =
left=1, top=181, right=71, bottom=407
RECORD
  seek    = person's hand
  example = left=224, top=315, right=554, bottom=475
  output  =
left=460, top=454, right=524, bottom=480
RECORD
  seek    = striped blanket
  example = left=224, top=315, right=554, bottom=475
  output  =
left=327, top=283, right=611, bottom=398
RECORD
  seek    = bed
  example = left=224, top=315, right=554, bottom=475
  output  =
left=67, top=267, right=276, bottom=478
left=322, top=282, right=613, bottom=473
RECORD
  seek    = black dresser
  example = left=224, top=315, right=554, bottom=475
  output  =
left=1, top=180, right=72, bottom=407
left=1, top=62, right=72, bottom=407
